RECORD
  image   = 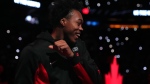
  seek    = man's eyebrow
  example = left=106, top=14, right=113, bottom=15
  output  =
left=78, top=19, right=83, bottom=23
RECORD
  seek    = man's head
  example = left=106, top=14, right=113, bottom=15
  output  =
left=49, top=0, right=84, bottom=43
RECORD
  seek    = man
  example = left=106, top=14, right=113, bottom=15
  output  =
left=15, top=0, right=101, bottom=84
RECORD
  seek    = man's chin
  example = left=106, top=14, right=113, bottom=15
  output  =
left=68, top=38, right=78, bottom=45
left=64, top=35, right=77, bottom=45
left=69, top=39, right=76, bottom=44
left=71, top=38, right=78, bottom=43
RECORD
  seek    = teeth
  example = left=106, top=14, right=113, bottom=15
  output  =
left=77, top=34, right=80, bottom=37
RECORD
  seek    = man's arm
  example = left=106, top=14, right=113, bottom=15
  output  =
left=69, top=41, right=102, bottom=84
left=14, top=46, right=39, bottom=84
left=80, top=48, right=101, bottom=84
left=49, top=40, right=102, bottom=84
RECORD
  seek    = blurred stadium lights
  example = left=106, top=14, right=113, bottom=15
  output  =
left=25, top=15, right=39, bottom=24
left=85, top=8, right=132, bottom=16
left=141, top=25, right=150, bottom=29
left=14, top=0, right=40, bottom=8
left=109, top=24, right=139, bottom=29
left=82, top=7, right=90, bottom=15
left=110, top=24, right=150, bottom=29
left=86, top=21, right=99, bottom=26
left=133, top=10, right=150, bottom=16
left=84, top=0, right=89, bottom=6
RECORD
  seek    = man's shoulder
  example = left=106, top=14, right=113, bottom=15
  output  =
left=21, top=39, right=53, bottom=54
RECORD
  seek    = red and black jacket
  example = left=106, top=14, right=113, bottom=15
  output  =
left=15, top=31, right=101, bottom=84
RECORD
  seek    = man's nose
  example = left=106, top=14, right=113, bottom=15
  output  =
left=79, top=26, right=83, bottom=31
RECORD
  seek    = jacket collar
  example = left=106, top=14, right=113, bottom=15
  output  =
left=36, top=31, right=55, bottom=44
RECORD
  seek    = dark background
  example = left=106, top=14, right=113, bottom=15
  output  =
left=1, top=0, right=150, bottom=84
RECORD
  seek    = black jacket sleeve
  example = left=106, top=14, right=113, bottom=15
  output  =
left=80, top=41, right=102, bottom=84
left=69, top=41, right=102, bottom=84
left=14, top=46, right=39, bottom=84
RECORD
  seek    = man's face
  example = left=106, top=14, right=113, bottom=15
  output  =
left=63, top=10, right=83, bottom=43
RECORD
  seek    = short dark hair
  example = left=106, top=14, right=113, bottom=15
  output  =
left=48, top=0, right=83, bottom=28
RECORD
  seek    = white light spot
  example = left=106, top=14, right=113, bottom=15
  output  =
left=114, top=0, right=117, bottom=2
left=15, top=0, right=41, bottom=8
left=6, top=30, right=10, bottom=34
left=147, top=11, right=150, bottom=16
left=107, top=1, right=111, bottom=5
left=85, top=0, right=89, bottom=6
left=25, top=15, right=32, bottom=21
left=143, top=66, right=147, bottom=70
left=133, top=10, right=139, bottom=16
left=137, top=4, right=141, bottom=7
left=16, top=49, right=20, bottom=53
left=134, top=28, right=137, bottom=31
left=125, top=37, right=129, bottom=41
left=15, top=56, right=19, bottom=59
left=126, top=69, right=129, bottom=73
left=120, top=26, right=124, bottom=30
left=109, top=44, right=113, bottom=48
left=51, top=2, right=54, bottom=5
left=14, top=0, right=19, bottom=3
left=97, top=3, right=101, bottom=7
left=106, top=39, right=110, bottom=43
left=111, top=49, right=114, bottom=53
left=139, top=46, right=142, bottom=50
left=115, top=54, right=120, bottom=58
left=99, top=46, right=103, bottom=50
left=115, top=37, right=119, bottom=41
left=18, top=37, right=22, bottom=41
left=25, top=15, right=39, bottom=24
left=99, top=36, right=103, bottom=40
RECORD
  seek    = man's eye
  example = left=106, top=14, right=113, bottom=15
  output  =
left=77, top=23, right=81, bottom=26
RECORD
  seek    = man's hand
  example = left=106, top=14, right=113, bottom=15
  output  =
left=49, top=40, right=74, bottom=58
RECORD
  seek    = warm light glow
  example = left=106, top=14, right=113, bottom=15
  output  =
left=110, top=24, right=139, bottom=29
left=141, top=25, right=150, bottom=29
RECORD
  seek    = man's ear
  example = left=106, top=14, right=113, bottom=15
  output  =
left=60, top=18, right=67, bottom=26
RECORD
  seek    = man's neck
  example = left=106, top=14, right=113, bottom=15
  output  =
left=51, top=27, right=64, bottom=40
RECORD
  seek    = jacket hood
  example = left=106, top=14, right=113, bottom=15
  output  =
left=36, top=30, right=77, bottom=48
left=36, top=31, right=55, bottom=44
